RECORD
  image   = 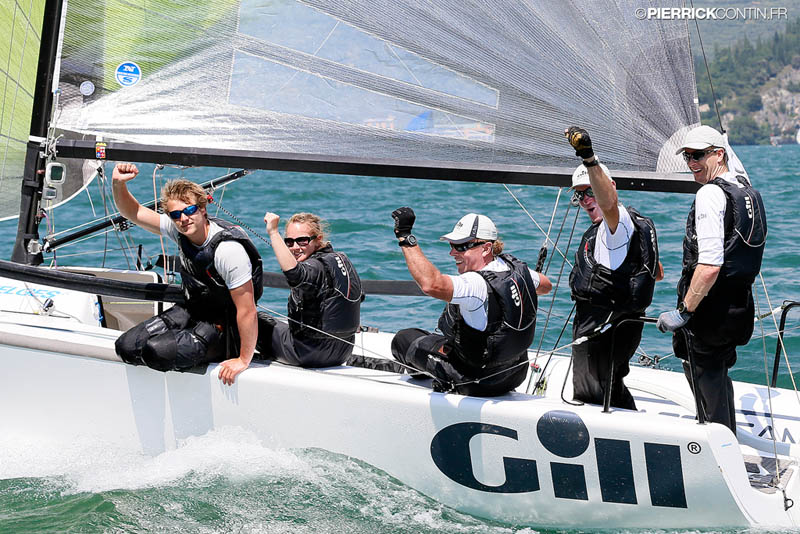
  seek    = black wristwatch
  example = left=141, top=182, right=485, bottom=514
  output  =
left=583, top=157, right=599, bottom=168
left=398, top=234, right=418, bottom=247
left=677, top=301, right=691, bottom=314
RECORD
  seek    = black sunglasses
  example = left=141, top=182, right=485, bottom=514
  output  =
left=284, top=235, right=316, bottom=247
left=168, top=204, right=199, bottom=220
left=571, top=188, right=595, bottom=204
left=450, top=240, right=488, bottom=253
left=682, top=148, right=716, bottom=162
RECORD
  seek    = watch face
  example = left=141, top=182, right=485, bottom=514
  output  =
left=406, top=235, right=417, bottom=246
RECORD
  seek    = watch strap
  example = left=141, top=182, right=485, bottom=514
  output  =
left=583, top=157, right=600, bottom=168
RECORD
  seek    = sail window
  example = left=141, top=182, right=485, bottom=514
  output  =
left=230, top=50, right=495, bottom=141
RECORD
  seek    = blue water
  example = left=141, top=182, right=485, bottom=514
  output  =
left=0, top=145, right=798, bottom=533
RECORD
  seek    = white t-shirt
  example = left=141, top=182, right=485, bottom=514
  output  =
left=445, top=257, right=541, bottom=331
left=159, top=214, right=252, bottom=290
left=694, top=171, right=746, bottom=266
left=593, top=204, right=636, bottom=270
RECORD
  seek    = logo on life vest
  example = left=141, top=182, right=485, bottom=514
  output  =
left=510, top=282, right=521, bottom=307
left=744, top=195, right=754, bottom=219
left=335, top=255, right=347, bottom=276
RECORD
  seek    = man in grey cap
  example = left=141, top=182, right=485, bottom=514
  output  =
left=388, top=207, right=551, bottom=396
left=565, top=127, right=663, bottom=410
left=657, top=125, right=767, bottom=435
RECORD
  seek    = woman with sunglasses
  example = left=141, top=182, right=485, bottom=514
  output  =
left=565, top=127, right=663, bottom=411
left=111, top=163, right=262, bottom=387
left=260, top=211, right=363, bottom=367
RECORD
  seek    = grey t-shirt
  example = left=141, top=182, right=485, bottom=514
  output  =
left=159, top=214, right=252, bottom=289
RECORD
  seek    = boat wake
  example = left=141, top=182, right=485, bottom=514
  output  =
left=0, top=428, right=538, bottom=533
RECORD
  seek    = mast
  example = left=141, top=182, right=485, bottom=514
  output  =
left=11, top=0, right=65, bottom=265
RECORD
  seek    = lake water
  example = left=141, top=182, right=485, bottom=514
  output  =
left=0, top=144, right=798, bottom=533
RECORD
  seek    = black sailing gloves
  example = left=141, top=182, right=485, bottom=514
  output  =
left=392, top=207, right=416, bottom=239
left=566, top=126, right=595, bottom=160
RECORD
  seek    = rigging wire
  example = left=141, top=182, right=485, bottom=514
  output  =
left=106, top=164, right=136, bottom=269
left=502, top=184, right=573, bottom=268
left=754, top=279, right=783, bottom=484
left=152, top=165, right=169, bottom=279
left=758, top=273, right=800, bottom=400
left=689, top=0, right=725, bottom=131
left=208, top=196, right=272, bottom=247
left=529, top=206, right=581, bottom=389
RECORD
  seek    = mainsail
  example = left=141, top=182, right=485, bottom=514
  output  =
left=0, top=0, right=95, bottom=222
left=51, top=0, right=699, bottom=187
left=0, top=1, right=43, bottom=221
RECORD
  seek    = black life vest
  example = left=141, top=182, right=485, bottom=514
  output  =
left=677, top=175, right=767, bottom=349
left=679, top=175, right=767, bottom=298
left=287, top=246, right=363, bottom=340
left=570, top=206, right=659, bottom=337
left=178, top=217, right=263, bottom=324
left=437, top=253, right=537, bottom=373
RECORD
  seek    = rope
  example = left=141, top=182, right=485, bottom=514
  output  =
left=255, top=304, right=433, bottom=379
left=532, top=303, right=575, bottom=394
left=449, top=315, right=643, bottom=392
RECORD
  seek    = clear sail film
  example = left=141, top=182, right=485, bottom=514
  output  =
left=55, top=0, right=699, bottom=176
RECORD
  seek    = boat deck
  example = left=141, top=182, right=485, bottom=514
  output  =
left=744, top=455, right=797, bottom=494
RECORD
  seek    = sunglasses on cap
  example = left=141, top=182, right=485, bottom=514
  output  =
left=571, top=188, right=595, bottom=204
left=168, top=204, right=199, bottom=220
left=682, top=148, right=716, bottom=162
left=450, top=240, right=489, bottom=253
left=284, top=235, right=316, bottom=247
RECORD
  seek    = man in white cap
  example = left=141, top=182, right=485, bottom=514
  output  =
left=565, top=127, right=663, bottom=410
left=657, top=125, right=767, bottom=435
left=388, top=207, right=551, bottom=396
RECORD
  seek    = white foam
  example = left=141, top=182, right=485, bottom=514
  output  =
left=0, top=427, right=312, bottom=493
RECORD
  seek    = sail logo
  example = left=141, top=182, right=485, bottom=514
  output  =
left=115, top=62, right=141, bottom=87
left=430, top=411, right=688, bottom=508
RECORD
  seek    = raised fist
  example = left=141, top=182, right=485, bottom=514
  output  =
left=391, top=207, right=416, bottom=239
left=565, top=127, right=594, bottom=160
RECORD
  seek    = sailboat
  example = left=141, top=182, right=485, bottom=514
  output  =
left=1, top=0, right=798, bottom=529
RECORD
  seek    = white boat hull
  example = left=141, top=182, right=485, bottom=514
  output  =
left=1, top=309, right=798, bottom=529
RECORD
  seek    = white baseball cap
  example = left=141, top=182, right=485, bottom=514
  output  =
left=440, top=213, right=498, bottom=244
left=675, top=125, right=725, bottom=154
left=571, top=162, right=611, bottom=189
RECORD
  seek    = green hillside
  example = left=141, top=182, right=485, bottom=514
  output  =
left=695, top=15, right=800, bottom=144
left=688, top=0, right=800, bottom=57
